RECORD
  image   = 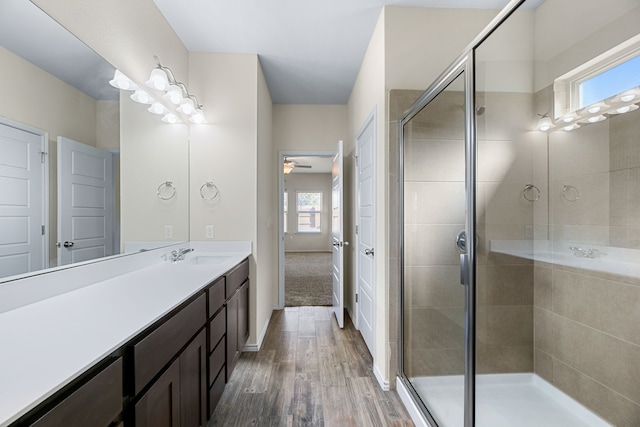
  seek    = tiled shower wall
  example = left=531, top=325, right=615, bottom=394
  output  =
left=391, top=89, right=537, bottom=378
left=533, top=106, right=640, bottom=425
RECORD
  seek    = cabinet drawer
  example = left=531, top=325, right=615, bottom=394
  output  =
left=226, top=258, right=249, bottom=298
left=207, top=276, right=225, bottom=317
left=32, top=358, right=122, bottom=427
left=208, top=368, right=226, bottom=419
left=209, top=337, right=225, bottom=388
left=209, top=306, right=226, bottom=353
left=133, top=294, right=206, bottom=395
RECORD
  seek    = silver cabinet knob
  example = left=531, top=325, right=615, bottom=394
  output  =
left=365, top=248, right=374, bottom=256
left=63, top=241, right=75, bottom=248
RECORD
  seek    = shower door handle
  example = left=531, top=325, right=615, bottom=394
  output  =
left=460, top=254, right=469, bottom=286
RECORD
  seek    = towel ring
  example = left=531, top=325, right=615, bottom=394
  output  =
left=157, top=181, right=176, bottom=200
left=562, top=185, right=580, bottom=202
left=200, top=181, right=220, bottom=201
left=522, top=184, right=541, bottom=202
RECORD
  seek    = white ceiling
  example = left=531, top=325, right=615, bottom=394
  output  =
left=3, top=1, right=544, bottom=105
left=153, top=0, right=518, bottom=104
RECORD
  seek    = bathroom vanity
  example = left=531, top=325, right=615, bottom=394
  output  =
left=0, top=242, right=251, bottom=427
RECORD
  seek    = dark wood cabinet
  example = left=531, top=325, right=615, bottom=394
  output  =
left=13, top=257, right=250, bottom=427
left=31, top=358, right=122, bottom=427
left=135, top=359, right=180, bottom=427
left=226, top=280, right=249, bottom=381
left=179, top=330, right=207, bottom=427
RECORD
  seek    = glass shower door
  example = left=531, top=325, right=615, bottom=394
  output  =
left=401, top=69, right=469, bottom=427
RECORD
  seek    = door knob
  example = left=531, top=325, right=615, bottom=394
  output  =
left=63, top=241, right=75, bottom=248
left=365, top=248, right=375, bottom=256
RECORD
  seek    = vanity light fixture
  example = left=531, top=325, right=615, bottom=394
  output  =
left=610, top=87, right=640, bottom=103
left=190, top=108, right=206, bottom=124
left=610, top=104, right=639, bottom=114
left=536, top=115, right=554, bottom=132
left=148, top=102, right=169, bottom=115
left=130, top=89, right=154, bottom=104
left=109, top=70, right=137, bottom=91
left=579, top=101, right=609, bottom=115
left=162, top=113, right=179, bottom=124
left=562, top=123, right=581, bottom=131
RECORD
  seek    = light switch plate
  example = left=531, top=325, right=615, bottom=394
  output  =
left=164, top=225, right=173, bottom=239
left=206, top=225, right=214, bottom=239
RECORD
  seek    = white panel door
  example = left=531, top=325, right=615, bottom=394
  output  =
left=0, top=122, right=45, bottom=277
left=357, top=116, right=375, bottom=355
left=57, top=137, right=113, bottom=266
left=332, top=140, right=345, bottom=328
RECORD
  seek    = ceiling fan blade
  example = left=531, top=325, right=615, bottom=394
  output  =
left=296, top=164, right=312, bottom=168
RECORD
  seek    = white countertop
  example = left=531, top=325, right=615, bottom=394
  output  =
left=0, top=242, right=250, bottom=426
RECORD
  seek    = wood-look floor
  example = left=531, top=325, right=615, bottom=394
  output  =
left=209, top=306, right=414, bottom=426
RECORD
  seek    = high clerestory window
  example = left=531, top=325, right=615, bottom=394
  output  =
left=548, top=34, right=640, bottom=131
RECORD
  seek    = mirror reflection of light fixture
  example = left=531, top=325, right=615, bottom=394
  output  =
left=109, top=56, right=206, bottom=124
left=283, top=163, right=294, bottom=174
left=109, top=69, right=137, bottom=90
left=130, top=89, right=154, bottom=104
left=536, top=114, right=554, bottom=132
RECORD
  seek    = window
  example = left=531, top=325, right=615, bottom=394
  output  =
left=296, top=191, right=322, bottom=233
left=554, top=34, right=640, bottom=118
left=579, top=54, right=640, bottom=108
left=283, top=191, right=288, bottom=233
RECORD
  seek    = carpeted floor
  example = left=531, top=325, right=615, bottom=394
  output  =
left=285, top=252, right=332, bottom=306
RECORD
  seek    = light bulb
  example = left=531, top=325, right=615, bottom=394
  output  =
left=109, top=69, right=137, bottom=90
left=536, top=116, right=554, bottom=132
left=130, top=89, right=154, bottom=104
left=162, top=113, right=179, bottom=124
left=163, top=85, right=183, bottom=105
left=561, top=113, right=578, bottom=123
left=586, top=115, right=606, bottom=123
left=146, top=68, right=169, bottom=91
left=178, top=98, right=195, bottom=115
left=563, top=123, right=580, bottom=131
left=610, top=104, right=639, bottom=115
left=148, top=102, right=168, bottom=115
left=189, top=109, right=206, bottom=124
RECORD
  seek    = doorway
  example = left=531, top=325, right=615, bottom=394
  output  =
left=278, top=151, right=334, bottom=308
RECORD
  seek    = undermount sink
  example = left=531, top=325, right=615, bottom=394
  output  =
left=185, top=255, right=232, bottom=265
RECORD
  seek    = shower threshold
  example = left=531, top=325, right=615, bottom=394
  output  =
left=409, top=373, right=611, bottom=427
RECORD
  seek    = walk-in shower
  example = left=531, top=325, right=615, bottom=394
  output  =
left=398, top=0, right=640, bottom=426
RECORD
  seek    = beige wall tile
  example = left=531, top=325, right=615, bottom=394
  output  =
left=477, top=264, right=534, bottom=305
left=389, top=90, right=422, bottom=120
left=477, top=305, right=533, bottom=347
left=404, top=138, right=465, bottom=182
left=476, top=344, right=533, bottom=374
left=404, top=224, right=464, bottom=267
left=610, top=107, right=640, bottom=171
left=553, top=269, right=640, bottom=346
left=549, top=172, right=610, bottom=227
left=533, top=307, right=554, bottom=352
left=404, top=182, right=465, bottom=225
left=534, top=265, right=552, bottom=310
left=409, top=307, right=463, bottom=350
left=534, top=348, right=553, bottom=382
left=552, top=314, right=640, bottom=404
left=407, top=266, right=464, bottom=308
left=553, top=359, right=640, bottom=426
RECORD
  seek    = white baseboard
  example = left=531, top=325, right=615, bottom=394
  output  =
left=396, top=377, right=432, bottom=427
left=242, top=307, right=273, bottom=352
left=373, top=363, right=390, bottom=391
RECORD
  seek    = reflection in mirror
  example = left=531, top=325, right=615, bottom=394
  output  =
left=0, top=1, right=188, bottom=281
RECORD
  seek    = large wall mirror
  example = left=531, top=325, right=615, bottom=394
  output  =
left=0, top=0, right=189, bottom=281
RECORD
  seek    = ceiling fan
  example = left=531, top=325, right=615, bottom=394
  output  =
left=283, top=157, right=312, bottom=174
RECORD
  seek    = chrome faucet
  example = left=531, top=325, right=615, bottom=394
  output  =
left=569, top=246, right=600, bottom=258
left=170, top=247, right=194, bottom=262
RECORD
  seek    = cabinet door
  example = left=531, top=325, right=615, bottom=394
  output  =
left=31, top=358, right=122, bottom=427
left=135, top=359, right=180, bottom=427
left=225, top=290, right=239, bottom=381
left=238, top=281, right=249, bottom=351
left=180, top=329, right=207, bottom=427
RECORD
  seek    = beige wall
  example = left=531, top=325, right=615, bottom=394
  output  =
left=284, top=173, right=332, bottom=252
left=120, top=94, right=189, bottom=245
left=256, top=61, right=277, bottom=341
left=273, top=104, right=347, bottom=152
left=188, top=53, right=277, bottom=346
